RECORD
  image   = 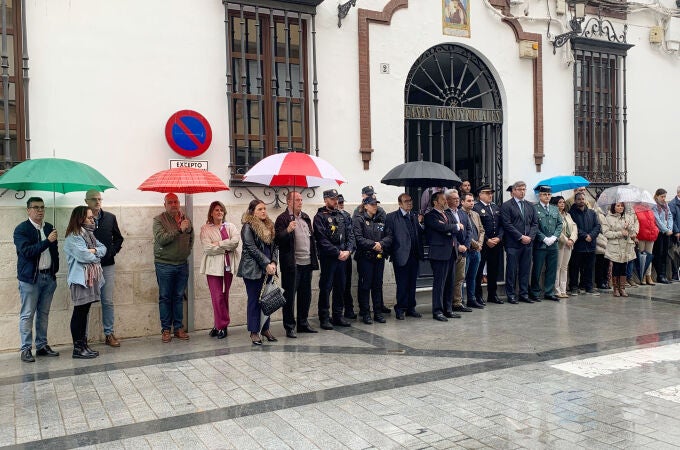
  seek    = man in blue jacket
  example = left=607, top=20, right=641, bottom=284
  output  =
left=14, top=197, right=60, bottom=362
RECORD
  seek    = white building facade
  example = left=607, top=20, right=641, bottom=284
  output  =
left=0, top=0, right=678, bottom=350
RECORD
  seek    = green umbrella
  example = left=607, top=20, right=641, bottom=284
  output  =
left=0, top=157, right=115, bottom=193
left=0, top=158, right=116, bottom=223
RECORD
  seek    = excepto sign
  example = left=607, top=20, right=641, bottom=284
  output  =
left=170, top=159, right=209, bottom=170
left=165, top=110, right=212, bottom=158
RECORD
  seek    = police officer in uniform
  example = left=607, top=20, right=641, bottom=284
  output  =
left=530, top=185, right=562, bottom=301
left=353, top=196, right=393, bottom=324
left=473, top=185, right=504, bottom=304
left=314, top=189, right=355, bottom=329
left=337, top=194, right=357, bottom=319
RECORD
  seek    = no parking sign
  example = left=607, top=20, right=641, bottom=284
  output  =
left=165, top=110, right=212, bottom=158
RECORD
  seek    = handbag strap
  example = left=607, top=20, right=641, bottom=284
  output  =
left=259, top=274, right=279, bottom=298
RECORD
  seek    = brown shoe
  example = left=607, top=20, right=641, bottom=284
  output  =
left=174, top=328, right=190, bottom=340
left=161, top=329, right=172, bottom=343
left=105, top=334, right=121, bottom=347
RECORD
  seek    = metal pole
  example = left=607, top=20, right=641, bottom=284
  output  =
left=186, top=193, right=195, bottom=332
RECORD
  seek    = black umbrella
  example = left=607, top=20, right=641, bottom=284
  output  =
left=381, top=160, right=461, bottom=188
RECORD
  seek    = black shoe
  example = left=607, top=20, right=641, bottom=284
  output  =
left=209, top=328, right=218, bottom=337
left=83, top=341, right=99, bottom=357
left=406, top=310, right=422, bottom=318
left=488, top=295, right=504, bottom=304
left=297, top=325, right=318, bottom=333
left=331, top=318, right=351, bottom=327
left=251, top=333, right=263, bottom=345
left=597, top=283, right=609, bottom=290
left=21, top=349, right=35, bottom=363
left=36, top=345, right=59, bottom=357
left=544, top=294, right=559, bottom=301
left=344, top=311, right=357, bottom=320
left=453, top=305, right=472, bottom=312
left=659, top=276, right=672, bottom=284
left=381, top=305, right=391, bottom=314
left=568, top=289, right=579, bottom=296
left=395, top=310, right=405, bottom=320
left=72, top=342, right=96, bottom=359
left=285, top=329, right=297, bottom=338
left=433, top=313, right=449, bottom=322
left=362, top=314, right=373, bottom=324
left=507, top=297, right=518, bottom=304
left=475, top=296, right=486, bottom=306
left=319, top=320, right=334, bottom=330
left=528, top=294, right=538, bottom=301
left=467, top=300, right=484, bottom=309
left=374, top=314, right=386, bottom=323
left=443, top=311, right=462, bottom=319
left=217, top=328, right=228, bottom=339
left=519, top=296, right=534, bottom=303
left=262, top=331, right=278, bottom=342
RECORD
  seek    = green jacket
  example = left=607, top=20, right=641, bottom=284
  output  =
left=153, top=211, right=194, bottom=265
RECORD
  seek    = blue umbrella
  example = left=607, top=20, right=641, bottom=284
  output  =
left=533, top=175, right=589, bottom=193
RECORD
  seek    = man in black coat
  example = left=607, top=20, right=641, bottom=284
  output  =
left=500, top=181, right=538, bottom=303
left=568, top=192, right=601, bottom=295
left=385, top=193, right=423, bottom=320
left=313, top=189, right=356, bottom=329
left=85, top=190, right=124, bottom=347
left=424, top=191, right=464, bottom=321
left=473, top=185, right=504, bottom=304
left=275, top=191, right=319, bottom=338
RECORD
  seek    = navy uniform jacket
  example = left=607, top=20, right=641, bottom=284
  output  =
left=385, top=209, right=423, bottom=266
left=500, top=198, right=538, bottom=249
left=424, top=208, right=460, bottom=261
left=313, top=206, right=356, bottom=258
left=473, top=200, right=504, bottom=243
left=534, top=203, right=563, bottom=249
left=352, top=210, right=393, bottom=261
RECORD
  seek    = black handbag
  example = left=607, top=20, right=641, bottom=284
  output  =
left=259, top=274, right=286, bottom=316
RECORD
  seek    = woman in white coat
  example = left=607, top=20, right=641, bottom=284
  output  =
left=602, top=202, right=639, bottom=297
left=200, top=201, right=240, bottom=339
left=551, top=196, right=578, bottom=298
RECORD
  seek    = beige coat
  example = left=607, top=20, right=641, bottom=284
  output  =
left=558, top=211, right=578, bottom=248
left=199, top=222, right=240, bottom=276
left=602, top=212, right=639, bottom=263
left=467, top=209, right=485, bottom=251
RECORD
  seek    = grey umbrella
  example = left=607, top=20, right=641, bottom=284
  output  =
left=380, top=160, right=461, bottom=188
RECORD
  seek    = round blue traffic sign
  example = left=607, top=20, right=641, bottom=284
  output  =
left=165, top=110, right=212, bottom=158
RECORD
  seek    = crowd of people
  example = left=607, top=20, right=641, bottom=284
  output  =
left=13, top=182, right=680, bottom=361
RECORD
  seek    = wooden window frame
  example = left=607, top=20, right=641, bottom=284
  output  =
left=1, top=0, right=26, bottom=169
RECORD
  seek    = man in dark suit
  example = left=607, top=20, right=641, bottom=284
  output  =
left=424, top=191, right=464, bottom=321
left=474, top=185, right=504, bottom=304
left=275, top=191, right=319, bottom=338
left=445, top=189, right=472, bottom=313
left=500, top=181, right=538, bottom=303
left=385, top=193, right=423, bottom=320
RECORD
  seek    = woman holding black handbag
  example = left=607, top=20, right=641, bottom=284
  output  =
left=237, top=199, right=279, bottom=345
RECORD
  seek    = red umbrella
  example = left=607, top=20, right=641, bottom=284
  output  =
left=137, top=167, right=229, bottom=193
left=242, top=152, right=346, bottom=187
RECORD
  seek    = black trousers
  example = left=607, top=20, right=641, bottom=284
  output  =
left=281, top=264, right=313, bottom=331
left=356, top=258, right=385, bottom=316
left=318, top=256, right=346, bottom=321
left=653, top=232, right=670, bottom=279
left=394, top=254, right=419, bottom=313
left=431, top=257, right=453, bottom=316
left=476, top=244, right=501, bottom=299
left=505, top=245, right=532, bottom=298
left=569, top=251, right=595, bottom=291
left=595, top=254, right=610, bottom=286
left=343, top=258, right=354, bottom=314
left=70, top=302, right=92, bottom=343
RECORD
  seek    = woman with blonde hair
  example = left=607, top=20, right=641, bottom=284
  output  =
left=602, top=202, right=639, bottom=297
left=652, top=188, right=674, bottom=284
left=200, top=201, right=240, bottom=339
left=237, top=199, right=279, bottom=345
left=551, top=196, right=577, bottom=298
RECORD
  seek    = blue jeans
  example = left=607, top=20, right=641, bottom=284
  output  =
left=464, top=250, right=481, bottom=302
left=100, top=265, right=115, bottom=335
left=18, top=274, right=57, bottom=351
left=155, top=262, right=188, bottom=332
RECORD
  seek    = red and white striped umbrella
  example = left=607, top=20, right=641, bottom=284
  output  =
left=242, top=152, right=346, bottom=187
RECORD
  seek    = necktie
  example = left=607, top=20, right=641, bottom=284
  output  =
left=220, top=224, right=231, bottom=267
left=518, top=201, right=524, bottom=217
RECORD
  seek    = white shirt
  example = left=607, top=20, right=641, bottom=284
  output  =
left=29, top=218, right=52, bottom=270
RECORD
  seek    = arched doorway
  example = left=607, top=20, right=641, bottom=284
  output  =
left=404, top=43, right=503, bottom=204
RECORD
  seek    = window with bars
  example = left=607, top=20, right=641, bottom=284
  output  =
left=0, top=0, right=26, bottom=170
left=225, top=4, right=312, bottom=181
left=572, top=39, right=630, bottom=186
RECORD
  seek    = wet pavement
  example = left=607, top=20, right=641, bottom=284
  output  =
left=2, top=283, right=680, bottom=449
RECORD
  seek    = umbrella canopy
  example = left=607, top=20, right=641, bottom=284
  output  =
left=533, top=175, right=589, bottom=193
left=137, top=167, right=229, bottom=194
left=381, top=160, right=461, bottom=188
left=596, top=185, right=655, bottom=209
left=242, top=152, right=346, bottom=187
left=0, top=157, right=115, bottom=193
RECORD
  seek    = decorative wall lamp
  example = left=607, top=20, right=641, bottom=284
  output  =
left=552, top=0, right=587, bottom=53
left=338, top=0, right=357, bottom=27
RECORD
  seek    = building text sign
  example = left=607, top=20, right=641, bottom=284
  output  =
left=404, top=104, right=502, bottom=123
left=170, top=159, right=209, bottom=170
